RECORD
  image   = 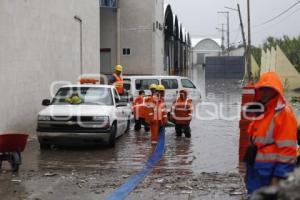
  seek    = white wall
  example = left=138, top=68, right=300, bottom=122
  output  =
left=0, top=0, right=100, bottom=133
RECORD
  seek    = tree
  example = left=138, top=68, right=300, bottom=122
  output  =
left=251, top=46, right=262, bottom=67
left=262, top=35, right=300, bottom=73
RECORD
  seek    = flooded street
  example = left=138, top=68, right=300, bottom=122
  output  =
left=0, top=79, right=247, bottom=200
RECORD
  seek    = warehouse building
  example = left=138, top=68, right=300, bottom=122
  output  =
left=0, top=0, right=100, bottom=132
left=100, top=1, right=191, bottom=76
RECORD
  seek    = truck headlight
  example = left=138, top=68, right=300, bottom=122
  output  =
left=92, top=116, right=109, bottom=124
left=38, top=115, right=51, bottom=121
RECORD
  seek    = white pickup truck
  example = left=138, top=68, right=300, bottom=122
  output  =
left=36, top=85, right=131, bottom=149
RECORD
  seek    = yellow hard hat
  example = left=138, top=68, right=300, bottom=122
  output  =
left=149, top=84, right=157, bottom=90
left=156, top=85, right=165, bottom=91
left=115, top=65, right=123, bottom=72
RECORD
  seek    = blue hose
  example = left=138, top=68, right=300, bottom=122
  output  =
left=106, top=127, right=166, bottom=200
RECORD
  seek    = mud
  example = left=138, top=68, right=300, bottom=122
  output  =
left=0, top=79, right=247, bottom=200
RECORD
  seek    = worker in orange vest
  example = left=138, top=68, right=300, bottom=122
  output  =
left=110, top=65, right=124, bottom=95
left=171, top=89, right=193, bottom=138
left=148, top=85, right=168, bottom=144
left=245, top=72, right=298, bottom=194
left=144, top=84, right=158, bottom=125
left=133, top=90, right=150, bottom=132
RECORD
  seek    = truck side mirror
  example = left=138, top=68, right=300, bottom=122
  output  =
left=42, top=99, right=51, bottom=106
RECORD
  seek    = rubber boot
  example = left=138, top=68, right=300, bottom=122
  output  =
left=175, top=124, right=182, bottom=137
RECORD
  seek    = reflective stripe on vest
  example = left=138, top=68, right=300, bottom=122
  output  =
left=174, top=98, right=191, bottom=111
left=277, top=140, right=298, bottom=148
left=256, top=153, right=296, bottom=163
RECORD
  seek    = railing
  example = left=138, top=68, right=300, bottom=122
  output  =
left=100, top=0, right=118, bottom=8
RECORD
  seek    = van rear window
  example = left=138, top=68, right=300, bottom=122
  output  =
left=135, top=79, right=159, bottom=90
left=161, top=79, right=178, bottom=89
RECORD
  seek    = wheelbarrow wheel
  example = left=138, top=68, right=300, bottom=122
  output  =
left=10, top=152, right=21, bottom=172
left=39, top=142, right=51, bottom=150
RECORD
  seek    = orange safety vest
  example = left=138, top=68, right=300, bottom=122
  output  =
left=172, top=97, right=193, bottom=125
left=133, top=95, right=146, bottom=119
left=248, top=72, right=298, bottom=164
left=144, top=95, right=158, bottom=124
left=113, top=73, right=124, bottom=95
left=159, top=98, right=168, bottom=125
left=149, top=97, right=168, bottom=125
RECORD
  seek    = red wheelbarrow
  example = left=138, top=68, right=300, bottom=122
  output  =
left=0, top=133, right=28, bottom=172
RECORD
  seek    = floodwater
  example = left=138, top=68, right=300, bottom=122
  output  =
left=0, top=78, right=247, bottom=200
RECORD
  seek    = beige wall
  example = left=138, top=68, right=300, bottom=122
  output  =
left=100, top=8, right=117, bottom=74
left=0, top=0, right=100, bottom=133
left=118, top=0, right=164, bottom=75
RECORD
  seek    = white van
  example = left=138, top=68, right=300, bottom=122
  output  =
left=123, top=76, right=201, bottom=107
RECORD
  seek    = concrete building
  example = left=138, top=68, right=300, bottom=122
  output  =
left=101, top=0, right=165, bottom=75
left=100, top=1, right=191, bottom=76
left=0, top=0, right=100, bottom=133
left=191, top=38, right=222, bottom=67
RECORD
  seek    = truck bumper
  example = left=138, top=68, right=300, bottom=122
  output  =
left=37, top=131, right=111, bottom=146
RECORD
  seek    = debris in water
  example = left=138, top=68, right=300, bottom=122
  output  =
left=43, top=172, right=58, bottom=177
left=155, top=179, right=164, bottom=183
left=122, top=175, right=129, bottom=179
left=291, top=96, right=300, bottom=103
left=181, top=190, right=193, bottom=194
left=230, top=191, right=244, bottom=195
left=11, top=179, right=22, bottom=183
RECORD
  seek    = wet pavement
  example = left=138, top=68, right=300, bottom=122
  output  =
left=0, top=79, right=247, bottom=200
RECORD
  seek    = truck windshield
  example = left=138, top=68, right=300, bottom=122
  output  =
left=52, top=87, right=113, bottom=106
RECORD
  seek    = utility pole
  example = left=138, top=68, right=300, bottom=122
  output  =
left=216, top=24, right=225, bottom=54
left=218, top=11, right=230, bottom=54
left=225, top=4, right=248, bottom=80
left=247, top=0, right=252, bottom=81
left=237, top=4, right=246, bottom=50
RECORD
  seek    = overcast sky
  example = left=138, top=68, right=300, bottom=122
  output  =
left=164, top=0, right=300, bottom=46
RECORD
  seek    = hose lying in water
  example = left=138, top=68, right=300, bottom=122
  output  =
left=106, top=127, right=166, bottom=200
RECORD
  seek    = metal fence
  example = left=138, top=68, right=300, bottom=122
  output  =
left=205, top=56, right=245, bottom=79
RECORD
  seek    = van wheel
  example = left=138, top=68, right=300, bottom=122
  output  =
left=108, top=123, right=117, bottom=148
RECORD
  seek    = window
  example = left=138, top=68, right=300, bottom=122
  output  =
left=123, top=48, right=131, bottom=55
left=181, top=79, right=196, bottom=89
left=101, top=0, right=118, bottom=8
left=123, top=78, right=131, bottom=91
left=135, top=79, right=159, bottom=90
left=161, top=79, right=178, bottom=89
